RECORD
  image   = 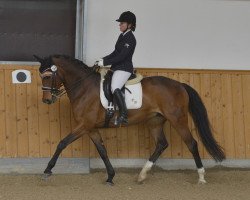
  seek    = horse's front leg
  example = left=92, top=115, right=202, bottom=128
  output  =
left=43, top=125, right=86, bottom=179
left=89, top=130, right=115, bottom=186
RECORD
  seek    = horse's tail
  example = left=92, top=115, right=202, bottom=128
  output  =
left=182, top=83, right=225, bottom=162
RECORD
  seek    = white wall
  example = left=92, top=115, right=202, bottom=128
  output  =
left=84, top=0, right=250, bottom=70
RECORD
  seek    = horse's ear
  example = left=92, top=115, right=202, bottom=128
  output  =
left=33, top=55, right=44, bottom=63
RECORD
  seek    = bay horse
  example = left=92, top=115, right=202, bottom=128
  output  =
left=34, top=54, right=225, bottom=185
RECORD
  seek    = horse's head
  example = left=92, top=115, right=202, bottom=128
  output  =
left=34, top=55, right=63, bottom=104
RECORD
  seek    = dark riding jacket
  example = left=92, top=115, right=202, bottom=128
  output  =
left=103, top=30, right=136, bottom=74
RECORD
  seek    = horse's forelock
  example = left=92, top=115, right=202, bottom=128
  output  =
left=39, top=56, right=54, bottom=73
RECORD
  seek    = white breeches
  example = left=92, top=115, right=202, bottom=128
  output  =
left=111, top=70, right=131, bottom=93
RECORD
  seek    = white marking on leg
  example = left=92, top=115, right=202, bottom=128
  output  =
left=198, top=167, right=207, bottom=184
left=138, top=160, right=154, bottom=183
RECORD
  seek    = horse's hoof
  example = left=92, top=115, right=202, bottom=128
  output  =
left=41, top=173, right=52, bottom=181
left=137, top=174, right=146, bottom=184
left=106, top=180, right=114, bottom=186
left=198, top=179, right=207, bottom=184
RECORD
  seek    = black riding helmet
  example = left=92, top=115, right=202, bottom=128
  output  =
left=116, top=11, right=136, bottom=31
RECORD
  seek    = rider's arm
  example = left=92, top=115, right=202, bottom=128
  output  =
left=103, top=50, right=116, bottom=61
left=103, top=36, right=136, bottom=66
left=102, top=34, right=122, bottom=62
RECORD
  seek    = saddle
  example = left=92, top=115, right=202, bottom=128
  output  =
left=99, top=68, right=143, bottom=127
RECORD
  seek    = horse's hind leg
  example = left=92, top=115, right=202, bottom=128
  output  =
left=168, top=113, right=206, bottom=184
left=89, top=130, right=115, bottom=186
left=138, top=115, right=168, bottom=183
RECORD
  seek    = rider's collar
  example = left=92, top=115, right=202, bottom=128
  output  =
left=123, top=29, right=131, bottom=36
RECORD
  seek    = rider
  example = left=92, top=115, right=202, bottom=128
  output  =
left=96, top=11, right=137, bottom=125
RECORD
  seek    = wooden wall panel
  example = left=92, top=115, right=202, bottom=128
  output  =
left=106, top=128, right=118, bottom=158
left=127, top=125, right=139, bottom=158
left=81, top=131, right=90, bottom=158
left=0, top=70, right=6, bottom=157
left=221, top=74, right=235, bottom=158
left=27, top=70, right=39, bottom=157
left=5, top=70, right=17, bottom=157
left=242, top=75, right=250, bottom=158
left=0, top=65, right=249, bottom=161
left=210, top=74, right=224, bottom=153
left=16, top=83, right=28, bottom=157
left=49, top=102, right=61, bottom=155
left=37, top=71, right=51, bottom=157
left=117, top=127, right=128, bottom=158
left=138, top=124, right=146, bottom=158
left=231, top=75, right=246, bottom=158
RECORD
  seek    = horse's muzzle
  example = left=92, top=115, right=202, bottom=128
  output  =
left=42, top=96, right=57, bottom=104
left=42, top=98, right=53, bottom=104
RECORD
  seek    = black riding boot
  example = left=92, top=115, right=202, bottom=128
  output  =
left=113, top=88, right=128, bottom=125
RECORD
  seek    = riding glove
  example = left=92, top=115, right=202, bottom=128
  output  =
left=96, top=59, right=104, bottom=67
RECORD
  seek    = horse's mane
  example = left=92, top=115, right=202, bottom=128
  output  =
left=53, top=55, right=92, bottom=71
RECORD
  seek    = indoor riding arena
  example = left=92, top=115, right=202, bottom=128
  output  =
left=0, top=0, right=250, bottom=200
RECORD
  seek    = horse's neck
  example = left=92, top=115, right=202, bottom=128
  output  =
left=60, top=65, right=97, bottom=101
left=62, top=67, right=85, bottom=87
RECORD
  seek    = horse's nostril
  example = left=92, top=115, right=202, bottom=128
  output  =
left=43, top=99, right=51, bottom=104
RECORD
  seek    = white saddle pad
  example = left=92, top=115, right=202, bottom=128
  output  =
left=100, top=80, right=142, bottom=110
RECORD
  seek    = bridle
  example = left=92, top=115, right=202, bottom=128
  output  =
left=40, top=65, right=60, bottom=91
left=40, top=65, right=98, bottom=99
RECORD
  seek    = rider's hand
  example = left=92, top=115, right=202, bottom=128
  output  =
left=96, top=59, right=104, bottom=67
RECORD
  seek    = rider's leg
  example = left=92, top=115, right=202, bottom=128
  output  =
left=111, top=70, right=131, bottom=125
left=113, top=88, right=128, bottom=125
